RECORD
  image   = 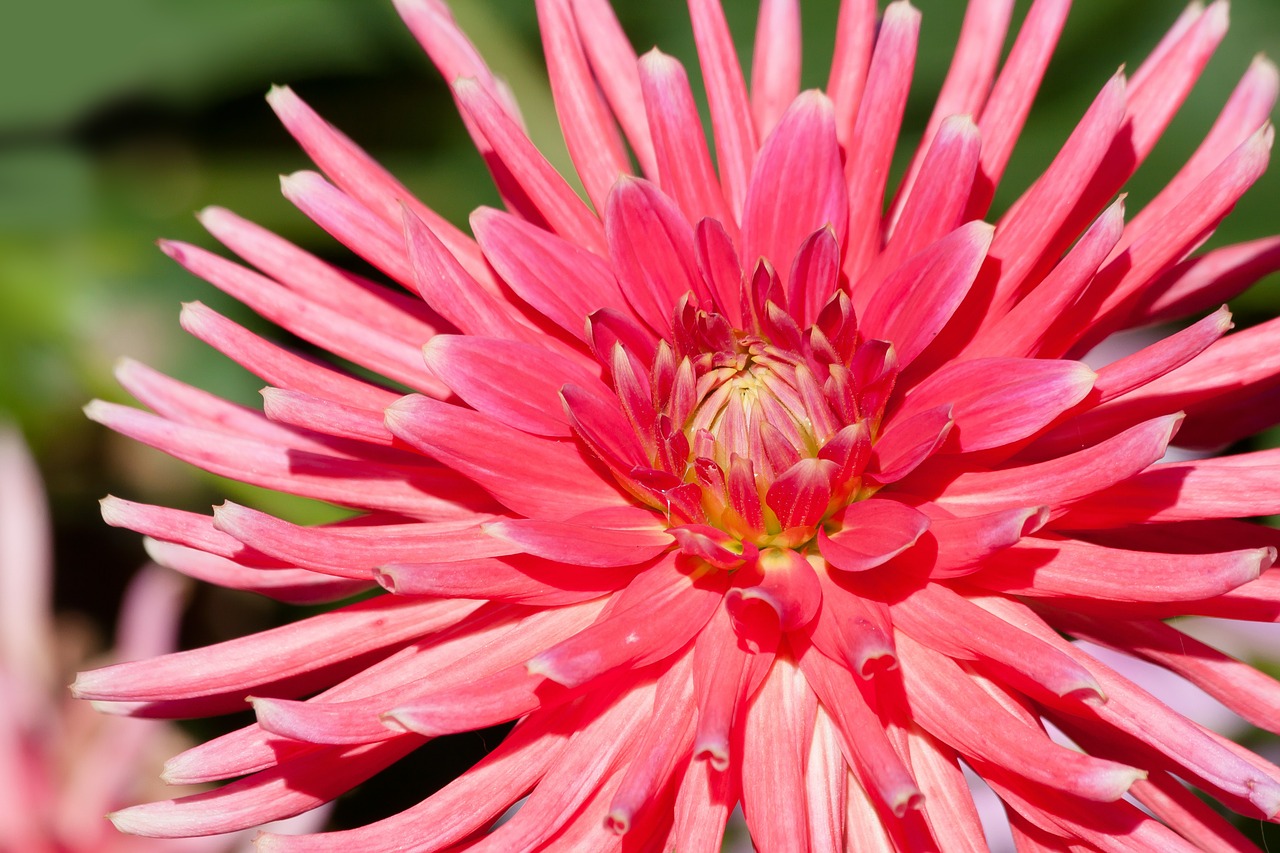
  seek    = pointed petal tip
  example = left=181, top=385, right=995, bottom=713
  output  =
left=693, top=739, right=731, bottom=772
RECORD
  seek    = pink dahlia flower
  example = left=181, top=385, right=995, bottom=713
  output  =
left=75, top=0, right=1280, bottom=848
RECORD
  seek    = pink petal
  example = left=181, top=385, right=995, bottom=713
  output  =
left=843, top=1, right=921, bottom=280
left=890, top=0, right=1014, bottom=224
left=160, top=239, right=444, bottom=396
left=385, top=394, right=631, bottom=521
left=453, top=78, right=606, bottom=255
left=893, top=357, right=1096, bottom=452
left=820, top=498, right=929, bottom=573
left=749, top=0, right=802, bottom=139
left=741, top=656, right=814, bottom=852
left=1136, top=235, right=1280, bottom=326
left=686, top=0, right=758, bottom=216
left=484, top=509, right=672, bottom=568
left=73, top=596, right=483, bottom=707
left=740, top=91, right=848, bottom=293
left=967, top=0, right=1072, bottom=217
left=971, top=538, right=1271, bottom=602
left=377, top=554, right=631, bottom=605
left=797, top=642, right=923, bottom=816
left=527, top=556, right=726, bottom=688
left=423, top=334, right=608, bottom=437
left=179, top=301, right=399, bottom=412
left=86, top=400, right=493, bottom=520
left=263, top=87, right=491, bottom=287
left=605, top=177, right=705, bottom=332
left=869, top=403, right=954, bottom=485
left=906, top=727, right=989, bottom=853
left=535, top=0, right=631, bottom=212
left=470, top=205, right=633, bottom=340
left=569, top=0, right=658, bottom=177
left=212, top=502, right=515, bottom=579
left=141, top=539, right=366, bottom=605
left=923, top=504, right=1049, bottom=578
left=932, top=414, right=1181, bottom=514
left=640, top=51, right=735, bottom=231
left=896, top=633, right=1144, bottom=803
left=860, top=221, right=994, bottom=368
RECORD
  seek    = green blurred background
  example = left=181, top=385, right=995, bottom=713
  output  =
left=2, top=0, right=1279, bottom=837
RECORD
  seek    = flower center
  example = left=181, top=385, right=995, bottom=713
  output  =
left=583, top=290, right=900, bottom=557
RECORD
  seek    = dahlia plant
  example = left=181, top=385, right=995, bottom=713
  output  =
left=75, top=0, right=1280, bottom=849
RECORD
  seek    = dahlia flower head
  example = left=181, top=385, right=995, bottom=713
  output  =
left=0, top=427, right=260, bottom=853
left=75, top=0, right=1280, bottom=849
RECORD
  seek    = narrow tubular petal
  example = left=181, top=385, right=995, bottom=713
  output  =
left=741, top=655, right=814, bottom=853
left=931, top=414, right=1181, bottom=515
left=976, top=594, right=1280, bottom=818
left=100, top=496, right=271, bottom=562
left=453, top=78, right=607, bottom=254
left=1134, top=236, right=1280, bottom=326
left=160, top=240, right=445, bottom=396
left=888, top=584, right=1105, bottom=704
left=893, top=357, right=1096, bottom=453
left=527, top=556, right=726, bottom=688
left=667, top=746, right=738, bottom=853
left=385, top=394, right=630, bottom=521
left=179, top=302, right=399, bottom=412
left=691, top=605, right=758, bottom=771
left=536, top=0, right=630, bottom=212
left=85, top=401, right=493, bottom=520
left=423, top=335, right=606, bottom=437
left=966, top=197, right=1125, bottom=361
left=805, top=705, right=848, bottom=850
left=605, top=177, right=705, bottom=332
left=1056, top=613, right=1280, bottom=734
left=73, top=596, right=483, bottom=705
left=906, top=727, right=988, bottom=853
left=860, top=221, right=994, bottom=368
left=639, top=50, right=735, bottom=229
left=1086, top=125, right=1274, bottom=341
left=1130, top=769, right=1263, bottom=853
left=262, top=387, right=400, bottom=449
left=896, top=634, right=1145, bottom=803
left=843, top=1, right=921, bottom=281
left=1061, top=448, right=1280, bottom=526
left=750, top=0, right=802, bottom=139
left=211, top=503, right=515, bottom=579
left=256, top=711, right=569, bottom=853
left=1092, top=306, right=1233, bottom=403
left=978, top=73, right=1129, bottom=319
left=890, top=0, right=1014, bottom=224
left=811, top=568, right=898, bottom=678
left=740, top=92, right=848, bottom=289
left=971, top=537, right=1271, bottom=602
left=607, top=652, right=696, bottom=835
left=877, top=115, right=981, bottom=270
left=141, top=539, right=367, bottom=605
left=826, top=0, right=875, bottom=146
left=384, top=664, right=545, bottom=738
left=199, top=205, right=441, bottom=345
left=796, top=643, right=923, bottom=817
left=820, top=499, right=929, bottom=573
left=470, top=206, right=633, bottom=340
left=923, top=505, right=1049, bottom=578
left=484, top=511, right=672, bottom=568
left=110, top=738, right=416, bottom=838
left=967, top=0, right=1071, bottom=217
left=253, top=602, right=603, bottom=745
left=1119, top=55, right=1278, bottom=256
left=402, top=206, right=559, bottom=354
left=687, top=0, right=758, bottom=215
left=570, top=0, right=658, bottom=176
left=262, top=88, right=492, bottom=287
left=377, top=554, right=631, bottom=605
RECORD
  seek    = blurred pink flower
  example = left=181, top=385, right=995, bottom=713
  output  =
left=0, top=428, right=252, bottom=852
left=74, top=0, right=1280, bottom=849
